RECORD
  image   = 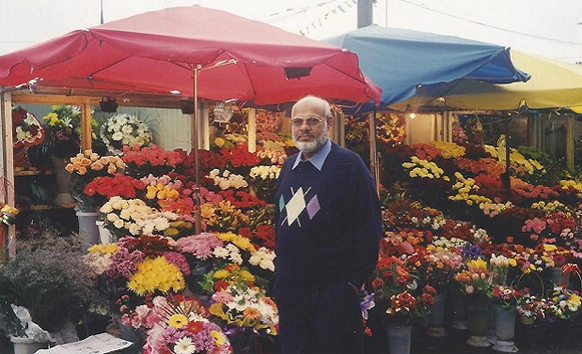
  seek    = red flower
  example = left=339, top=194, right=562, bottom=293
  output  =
left=214, top=280, right=229, bottom=291
left=187, top=321, right=204, bottom=334
left=423, top=285, right=436, bottom=295
left=421, top=293, right=434, bottom=305
left=371, top=277, right=384, bottom=290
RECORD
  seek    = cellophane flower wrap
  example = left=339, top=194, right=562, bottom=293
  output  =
left=202, top=264, right=278, bottom=335
left=141, top=294, right=232, bottom=354
left=100, top=113, right=152, bottom=154
left=12, top=107, right=44, bottom=149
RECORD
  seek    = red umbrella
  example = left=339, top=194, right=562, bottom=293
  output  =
left=0, top=6, right=381, bottom=234
left=0, top=6, right=380, bottom=105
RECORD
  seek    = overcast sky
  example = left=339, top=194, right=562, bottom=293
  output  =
left=0, top=0, right=580, bottom=63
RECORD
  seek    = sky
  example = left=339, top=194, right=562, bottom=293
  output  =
left=0, top=0, right=580, bottom=63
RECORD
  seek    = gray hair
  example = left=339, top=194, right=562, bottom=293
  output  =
left=291, top=95, right=331, bottom=118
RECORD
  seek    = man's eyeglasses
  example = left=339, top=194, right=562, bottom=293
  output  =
left=290, top=115, right=324, bottom=127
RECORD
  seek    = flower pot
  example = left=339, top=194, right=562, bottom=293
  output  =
left=492, top=304, right=518, bottom=352
left=466, top=295, right=491, bottom=347
left=386, top=325, right=412, bottom=354
left=10, top=336, right=50, bottom=354
left=426, top=292, right=447, bottom=338
left=51, top=156, right=75, bottom=206
left=96, top=220, right=115, bottom=244
left=76, top=211, right=100, bottom=252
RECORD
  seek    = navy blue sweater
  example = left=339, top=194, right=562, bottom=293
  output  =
left=274, top=142, right=382, bottom=288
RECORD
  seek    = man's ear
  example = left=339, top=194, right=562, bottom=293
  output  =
left=326, top=115, right=333, bottom=130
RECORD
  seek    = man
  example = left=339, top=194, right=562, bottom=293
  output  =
left=274, top=96, right=382, bottom=353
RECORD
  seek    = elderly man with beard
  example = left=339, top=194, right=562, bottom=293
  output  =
left=273, top=96, right=382, bottom=353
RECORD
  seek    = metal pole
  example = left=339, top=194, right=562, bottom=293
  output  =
left=369, top=111, right=380, bottom=196
left=357, top=0, right=374, bottom=28
left=193, top=66, right=202, bottom=235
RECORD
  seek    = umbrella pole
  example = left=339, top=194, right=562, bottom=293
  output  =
left=193, top=66, right=202, bottom=235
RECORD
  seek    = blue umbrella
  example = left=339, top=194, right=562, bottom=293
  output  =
left=325, top=25, right=530, bottom=110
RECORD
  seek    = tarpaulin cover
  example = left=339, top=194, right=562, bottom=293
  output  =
left=325, top=25, right=529, bottom=109
left=0, top=6, right=381, bottom=105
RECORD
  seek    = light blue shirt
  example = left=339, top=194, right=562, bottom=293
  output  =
left=291, top=138, right=332, bottom=171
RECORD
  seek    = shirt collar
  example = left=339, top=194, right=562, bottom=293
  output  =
left=292, top=139, right=332, bottom=171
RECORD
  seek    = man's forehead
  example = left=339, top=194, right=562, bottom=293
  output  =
left=293, top=101, right=324, bottom=116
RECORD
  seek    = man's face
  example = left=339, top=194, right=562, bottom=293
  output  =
left=291, top=102, right=330, bottom=154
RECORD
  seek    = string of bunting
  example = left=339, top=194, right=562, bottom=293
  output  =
left=298, top=0, right=359, bottom=36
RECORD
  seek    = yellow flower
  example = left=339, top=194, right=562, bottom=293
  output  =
left=239, top=270, right=255, bottom=282
left=213, top=270, right=229, bottom=279
left=168, top=314, right=189, bottom=329
left=127, top=257, right=185, bottom=296
left=215, top=137, right=225, bottom=147
left=211, top=330, right=226, bottom=345
left=544, top=244, right=557, bottom=252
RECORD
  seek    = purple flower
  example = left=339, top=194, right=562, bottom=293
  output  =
left=175, top=233, right=223, bottom=260
left=164, top=252, right=190, bottom=275
left=360, top=293, right=375, bottom=320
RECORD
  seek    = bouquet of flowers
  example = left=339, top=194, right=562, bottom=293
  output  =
left=208, top=169, right=248, bottom=190
left=100, top=113, right=152, bottom=154
left=12, top=107, right=44, bottom=149
left=205, top=264, right=278, bottom=339
left=248, top=165, right=280, bottom=202
left=371, top=255, right=435, bottom=326
left=454, top=258, right=495, bottom=298
left=121, top=145, right=184, bottom=178
left=143, top=294, right=232, bottom=354
left=42, top=105, right=83, bottom=158
left=65, top=150, right=126, bottom=210
left=408, top=245, right=463, bottom=294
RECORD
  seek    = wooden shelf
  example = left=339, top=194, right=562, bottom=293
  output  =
left=18, top=203, right=77, bottom=211
left=14, top=169, right=54, bottom=176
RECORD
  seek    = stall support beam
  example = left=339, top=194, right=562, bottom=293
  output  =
left=81, top=99, right=92, bottom=151
left=0, top=92, right=15, bottom=260
left=247, top=108, right=256, bottom=153
left=567, top=116, right=574, bottom=168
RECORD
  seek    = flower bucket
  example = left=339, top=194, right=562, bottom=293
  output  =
left=492, top=304, right=518, bottom=352
left=426, top=292, right=447, bottom=337
left=76, top=211, right=100, bottom=252
left=51, top=156, right=75, bottom=206
left=386, top=325, right=412, bottom=354
left=548, top=266, right=563, bottom=286
left=466, top=295, right=491, bottom=347
left=10, top=337, right=50, bottom=354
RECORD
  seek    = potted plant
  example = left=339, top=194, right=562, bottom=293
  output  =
left=0, top=238, right=98, bottom=349
left=370, top=255, right=435, bottom=354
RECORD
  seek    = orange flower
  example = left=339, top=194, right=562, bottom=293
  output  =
left=243, top=307, right=261, bottom=321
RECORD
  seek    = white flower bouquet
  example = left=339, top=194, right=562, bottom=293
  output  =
left=100, top=113, right=152, bottom=154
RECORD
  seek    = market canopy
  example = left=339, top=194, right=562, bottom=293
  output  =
left=325, top=25, right=529, bottom=109
left=0, top=6, right=381, bottom=105
left=392, top=50, right=582, bottom=113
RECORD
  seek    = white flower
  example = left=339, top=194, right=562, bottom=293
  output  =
left=213, top=247, right=229, bottom=259
left=113, top=219, right=125, bottom=229
left=112, top=131, right=124, bottom=141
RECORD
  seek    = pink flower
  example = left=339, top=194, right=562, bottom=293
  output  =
left=212, top=291, right=234, bottom=303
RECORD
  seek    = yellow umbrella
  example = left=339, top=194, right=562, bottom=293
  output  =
left=390, top=51, right=582, bottom=112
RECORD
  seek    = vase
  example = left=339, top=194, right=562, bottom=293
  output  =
left=10, top=336, right=50, bottom=354
left=51, top=156, right=76, bottom=206
left=426, top=292, right=447, bottom=338
left=492, top=304, right=518, bottom=353
left=76, top=211, right=100, bottom=252
left=386, top=325, right=412, bottom=354
left=96, top=220, right=115, bottom=244
left=450, top=284, right=468, bottom=330
left=548, top=266, right=563, bottom=287
left=519, top=315, right=535, bottom=325
left=466, top=295, right=491, bottom=347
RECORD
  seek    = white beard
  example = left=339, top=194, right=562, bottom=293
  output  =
left=293, top=130, right=328, bottom=153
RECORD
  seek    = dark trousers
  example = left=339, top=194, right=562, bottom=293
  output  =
left=276, top=280, right=363, bottom=354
